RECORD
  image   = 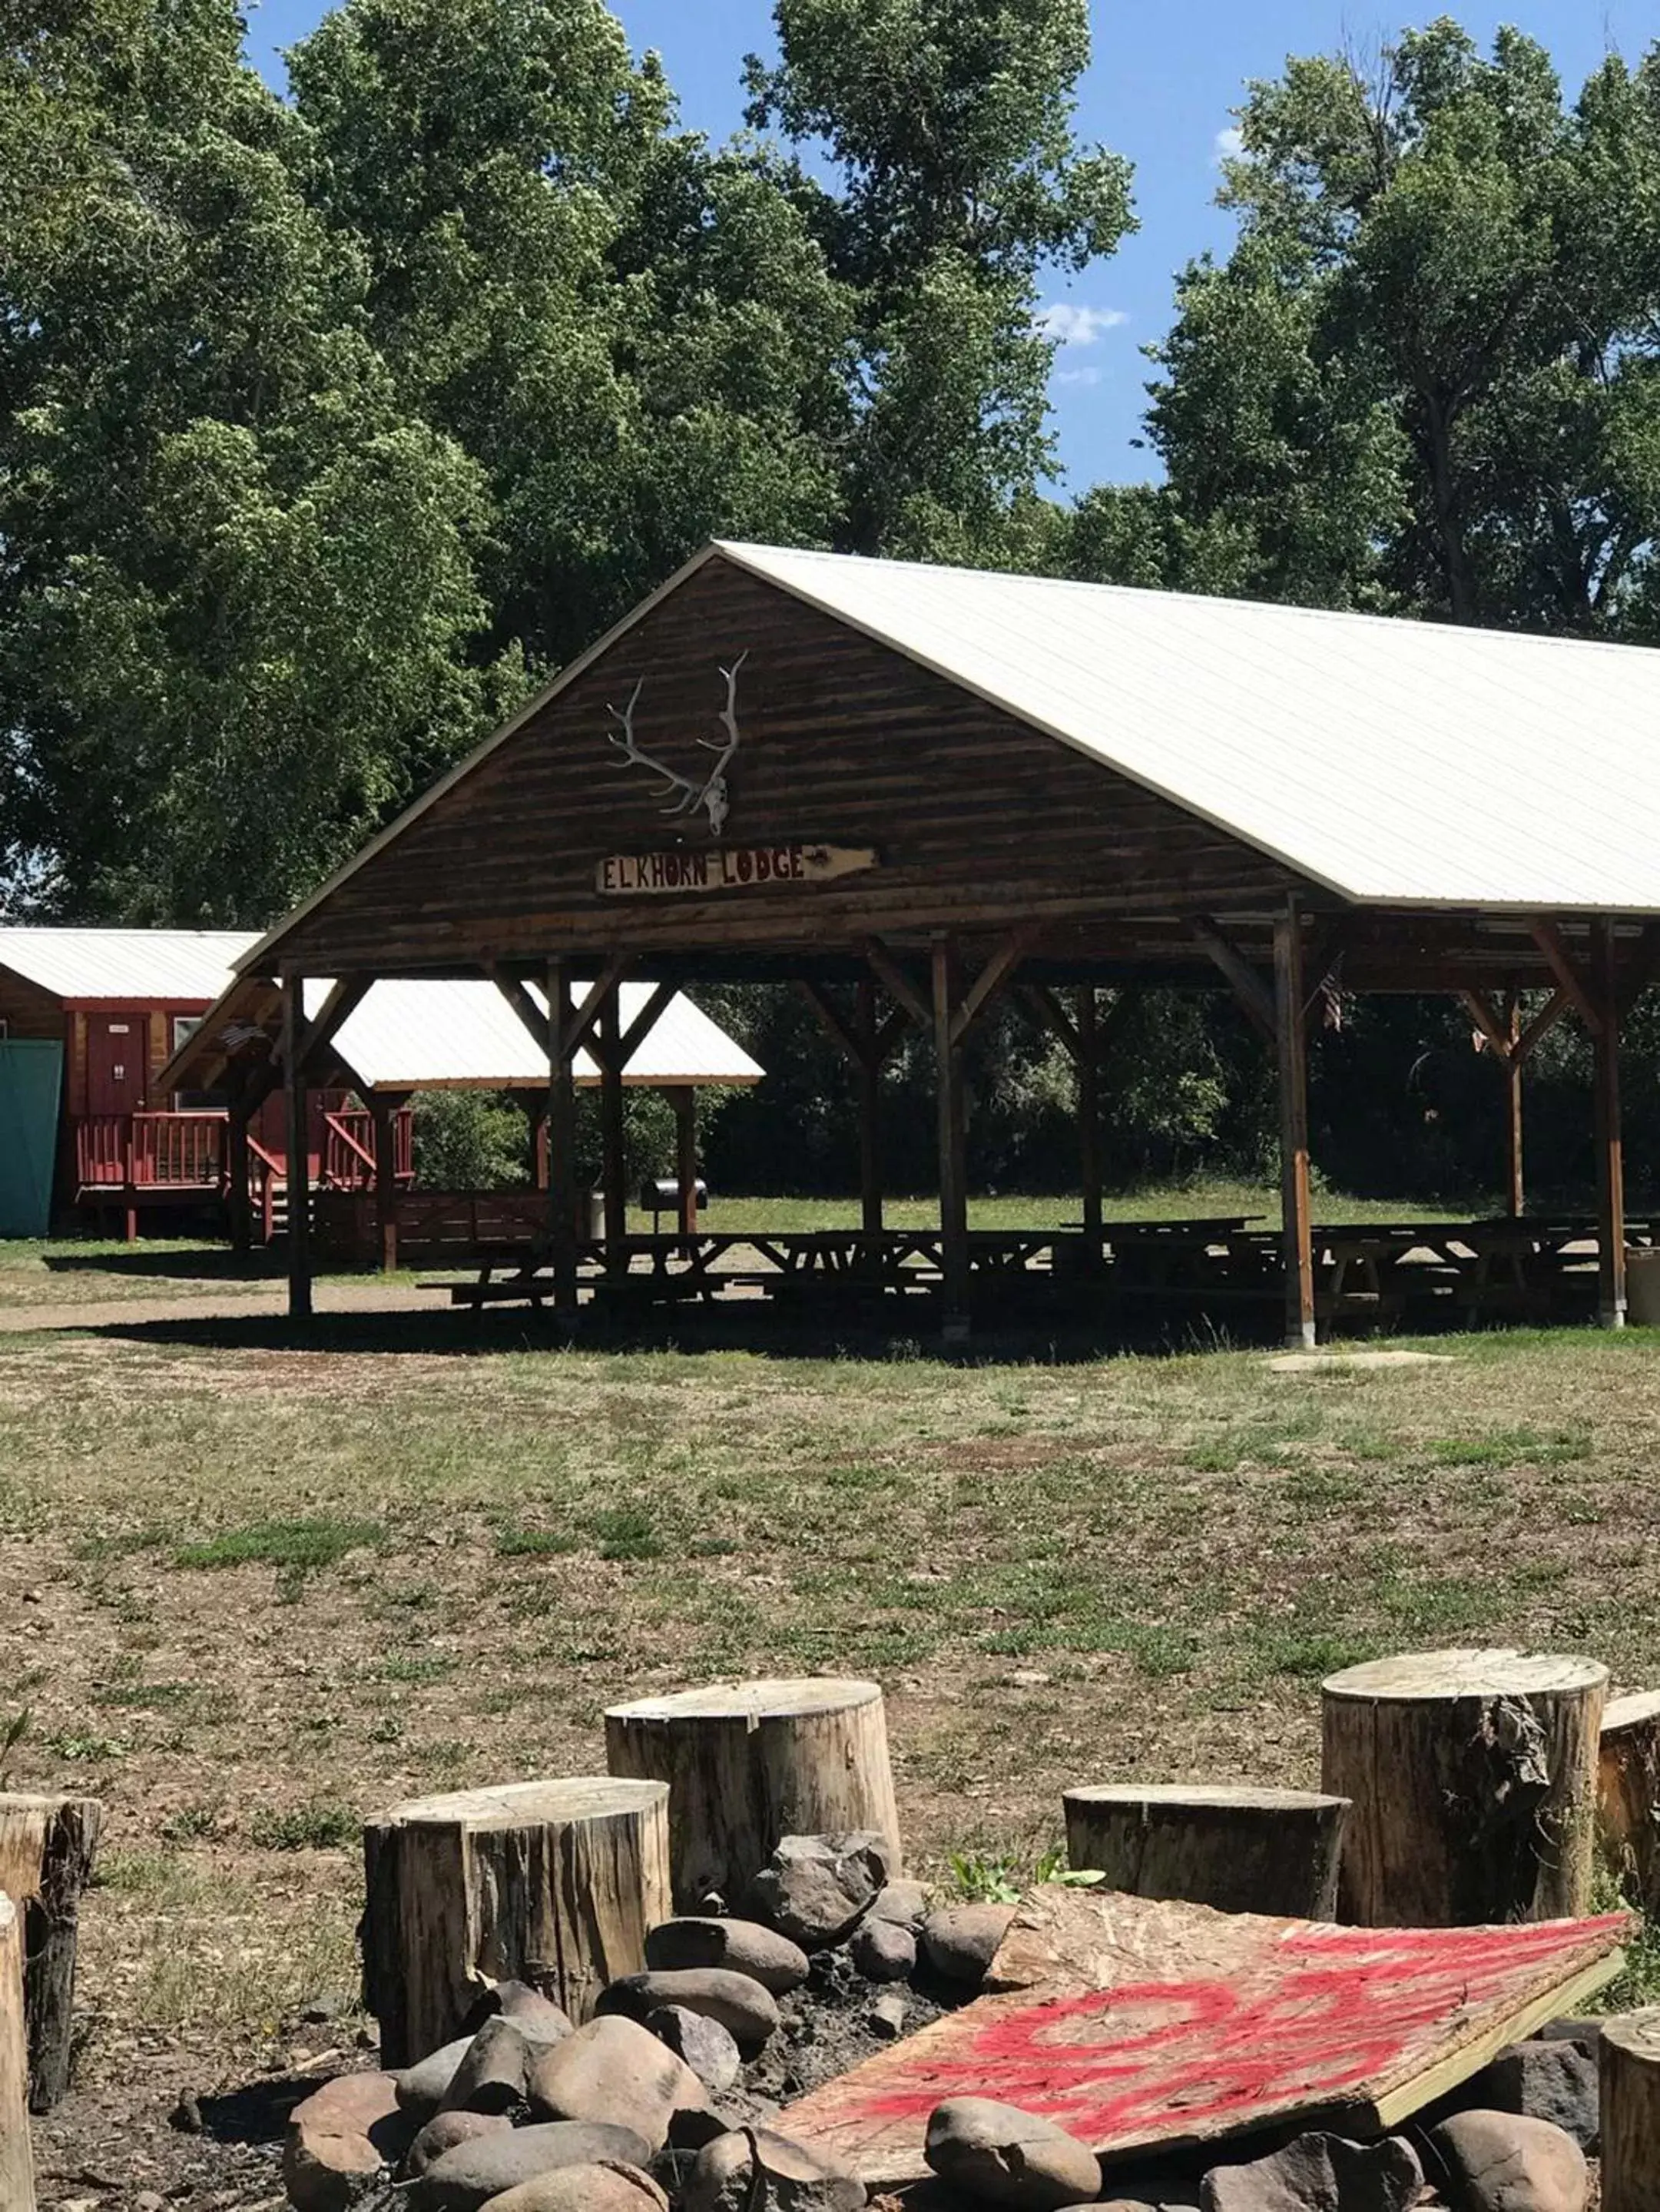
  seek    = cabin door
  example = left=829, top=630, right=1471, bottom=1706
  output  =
left=87, top=1016, right=145, bottom=1118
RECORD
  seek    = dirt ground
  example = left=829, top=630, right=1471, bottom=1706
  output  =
left=4, top=1250, right=1657, bottom=2205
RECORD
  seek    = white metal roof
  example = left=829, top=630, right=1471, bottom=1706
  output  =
left=305, top=977, right=761, bottom=1089
left=0, top=928, right=256, bottom=1001
left=718, top=542, right=1660, bottom=914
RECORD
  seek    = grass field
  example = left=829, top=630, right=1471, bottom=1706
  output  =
left=2, top=1204, right=1657, bottom=2127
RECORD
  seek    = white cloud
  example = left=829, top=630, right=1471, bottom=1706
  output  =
left=1057, top=366, right=1103, bottom=389
left=1036, top=302, right=1129, bottom=350
left=1214, top=124, right=1244, bottom=164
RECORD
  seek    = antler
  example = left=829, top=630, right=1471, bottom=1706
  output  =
left=607, top=679, right=704, bottom=817
left=695, top=651, right=748, bottom=837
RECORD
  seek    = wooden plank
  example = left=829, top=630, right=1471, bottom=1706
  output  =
left=617, top=979, right=678, bottom=1068
left=779, top=1886, right=1629, bottom=2189
left=282, top=978, right=312, bottom=1322
left=951, top=927, right=1039, bottom=1047
left=1516, top=987, right=1570, bottom=1067
left=933, top=939, right=969, bottom=1328
left=493, top=967, right=551, bottom=1056
left=862, top=938, right=932, bottom=1033
left=1594, top=917, right=1628, bottom=1327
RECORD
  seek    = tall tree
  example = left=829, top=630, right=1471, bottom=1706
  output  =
left=0, top=0, right=510, bottom=923
left=746, top=0, right=1135, bottom=559
left=1149, top=22, right=1660, bottom=631
left=290, top=0, right=853, bottom=668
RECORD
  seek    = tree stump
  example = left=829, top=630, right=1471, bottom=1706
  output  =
left=0, top=1894, right=34, bottom=2212
left=1600, top=1691, right=1660, bottom=1912
left=1601, top=2008, right=1660, bottom=2212
left=0, top=1794, right=101, bottom=2111
left=1320, top=1649, right=1606, bottom=1927
left=1062, top=1783, right=1350, bottom=1920
left=362, top=1777, right=670, bottom=2065
left=605, top=1678, right=901, bottom=1912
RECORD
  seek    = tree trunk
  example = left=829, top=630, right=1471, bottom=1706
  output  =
left=1062, top=1784, right=1350, bottom=1920
left=362, top=1777, right=671, bottom=2065
left=1599, top=1691, right=1660, bottom=1912
left=605, top=1678, right=901, bottom=1912
left=0, top=1795, right=101, bottom=2112
left=1601, top=2008, right=1660, bottom=2212
left=1321, top=1650, right=1606, bottom=1926
left=0, top=1895, right=34, bottom=2212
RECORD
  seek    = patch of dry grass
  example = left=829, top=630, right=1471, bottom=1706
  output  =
left=2, top=1301, right=1658, bottom=2093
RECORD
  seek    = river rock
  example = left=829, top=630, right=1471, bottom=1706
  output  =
left=919, top=1905, right=1017, bottom=1988
left=850, top=1915, right=916, bottom=1982
left=646, top=2003, right=743, bottom=2093
left=489, top=1981, right=575, bottom=2045
left=750, top=1832, right=896, bottom=1947
left=1430, top=2110, right=1589, bottom=2212
left=402, top=2111, right=512, bottom=2179
left=684, top=2126, right=868, bottom=2210
left=438, top=2016, right=532, bottom=2115
left=868, top=1988, right=908, bottom=2038
left=409, top=2120, right=652, bottom=2211
left=283, top=2071, right=412, bottom=2212
left=525, top=2013, right=707, bottom=2154
left=867, top=1879, right=930, bottom=1931
left=396, top=2036, right=477, bottom=2119
left=1459, top=2041, right=1600, bottom=2151
left=598, top=1965, right=780, bottom=2051
left=646, top=1915, right=811, bottom=1993
left=1201, top=2130, right=1422, bottom=2210
left=925, top=2097, right=1102, bottom=2209
left=475, top=2164, right=669, bottom=2211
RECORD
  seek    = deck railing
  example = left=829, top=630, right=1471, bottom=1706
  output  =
left=75, top=1107, right=413, bottom=1202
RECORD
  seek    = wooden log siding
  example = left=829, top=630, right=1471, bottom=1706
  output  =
left=260, top=558, right=1308, bottom=976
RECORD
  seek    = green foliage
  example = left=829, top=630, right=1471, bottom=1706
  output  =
left=1151, top=23, right=1660, bottom=632
left=412, top=1090, right=530, bottom=1192
left=0, top=0, right=517, bottom=920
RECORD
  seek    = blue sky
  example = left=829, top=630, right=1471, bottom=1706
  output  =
left=244, top=0, right=1654, bottom=493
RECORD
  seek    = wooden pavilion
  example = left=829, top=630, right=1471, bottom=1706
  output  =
left=234, top=542, right=1660, bottom=1342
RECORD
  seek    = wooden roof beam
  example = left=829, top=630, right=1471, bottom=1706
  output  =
left=860, top=938, right=931, bottom=1032
left=1529, top=921, right=1603, bottom=1037
left=951, top=926, right=1042, bottom=1047
left=1191, top=919, right=1275, bottom=1040
left=492, top=967, right=550, bottom=1056
left=295, top=976, right=372, bottom=1078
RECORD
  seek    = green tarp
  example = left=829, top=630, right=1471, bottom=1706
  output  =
left=0, top=1040, right=64, bottom=1236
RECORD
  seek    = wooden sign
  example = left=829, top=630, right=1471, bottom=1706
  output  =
left=780, top=1886, right=1629, bottom=2188
left=596, top=844, right=877, bottom=897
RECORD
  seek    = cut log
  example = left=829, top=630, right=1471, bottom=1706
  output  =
left=363, top=1777, right=671, bottom=2065
left=605, top=1677, right=900, bottom=1912
left=1321, top=1649, right=1607, bottom=1926
left=1600, top=1690, right=1660, bottom=1912
left=0, top=1894, right=34, bottom=2212
left=1062, top=1783, right=1350, bottom=1920
left=0, top=1794, right=101, bottom=2111
left=1600, top=2008, right=1660, bottom=2212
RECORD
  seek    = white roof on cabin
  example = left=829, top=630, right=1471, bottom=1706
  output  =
left=0, top=927, right=256, bottom=1001
left=717, top=542, right=1660, bottom=914
left=304, top=977, right=761, bottom=1089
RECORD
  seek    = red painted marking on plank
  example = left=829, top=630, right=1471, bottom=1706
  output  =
left=842, top=1916, right=1630, bottom=2142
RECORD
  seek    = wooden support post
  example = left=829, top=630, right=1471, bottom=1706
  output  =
left=0, top=1895, right=33, bottom=2212
left=1601, top=2011, right=1660, bottom=2212
left=1599, top=1691, right=1660, bottom=1914
left=1321, top=1650, right=1607, bottom=1926
left=599, top=990, right=628, bottom=1272
left=1274, top=910, right=1315, bottom=1350
left=1593, top=918, right=1628, bottom=1328
left=547, top=959, right=578, bottom=1312
left=857, top=978, right=883, bottom=1237
left=605, top=1678, right=901, bottom=1913
left=932, top=938, right=969, bottom=1335
left=282, top=976, right=312, bottom=1322
left=1062, top=1784, right=1349, bottom=1922
left=671, top=1086, right=699, bottom=1238
left=1075, top=987, right=1102, bottom=1245
left=0, top=1796, right=101, bottom=2112
left=227, top=1090, right=253, bottom=1255
left=363, top=1778, right=671, bottom=2061
left=1504, top=992, right=1525, bottom=1219
left=369, top=1092, right=399, bottom=1275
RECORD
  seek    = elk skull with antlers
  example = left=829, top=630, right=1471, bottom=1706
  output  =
left=606, top=653, right=749, bottom=837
